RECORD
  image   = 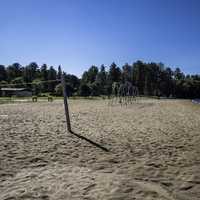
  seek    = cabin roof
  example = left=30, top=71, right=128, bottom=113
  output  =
left=0, top=88, right=28, bottom=91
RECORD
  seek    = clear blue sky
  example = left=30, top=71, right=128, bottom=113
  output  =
left=0, top=0, right=200, bottom=76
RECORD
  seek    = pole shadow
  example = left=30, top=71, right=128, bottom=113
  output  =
left=69, top=130, right=109, bottom=152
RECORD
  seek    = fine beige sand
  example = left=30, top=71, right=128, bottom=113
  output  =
left=0, top=99, right=200, bottom=200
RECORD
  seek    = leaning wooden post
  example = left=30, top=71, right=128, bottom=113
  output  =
left=61, top=72, right=72, bottom=132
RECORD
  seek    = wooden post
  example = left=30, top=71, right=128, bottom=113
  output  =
left=61, top=72, right=72, bottom=132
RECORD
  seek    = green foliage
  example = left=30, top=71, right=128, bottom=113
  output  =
left=23, top=62, right=39, bottom=83
left=0, top=61, right=200, bottom=99
left=0, top=80, right=8, bottom=85
left=78, top=84, right=91, bottom=97
left=32, top=79, right=42, bottom=95
left=82, top=65, right=98, bottom=83
left=80, top=61, right=200, bottom=98
left=65, top=84, right=74, bottom=97
left=90, top=82, right=100, bottom=96
left=7, top=63, right=22, bottom=81
left=65, top=74, right=80, bottom=92
left=122, top=63, right=132, bottom=83
left=48, top=66, right=57, bottom=92
left=108, top=62, right=121, bottom=82
left=55, top=83, right=63, bottom=96
left=95, top=65, right=108, bottom=95
left=0, top=63, right=81, bottom=97
left=57, top=65, right=62, bottom=80
left=0, top=65, right=7, bottom=81
left=11, top=77, right=25, bottom=88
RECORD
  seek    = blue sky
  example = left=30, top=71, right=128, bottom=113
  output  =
left=0, top=0, right=200, bottom=76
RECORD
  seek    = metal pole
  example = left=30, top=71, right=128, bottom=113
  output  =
left=61, top=72, right=72, bottom=132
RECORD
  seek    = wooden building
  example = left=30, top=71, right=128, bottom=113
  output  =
left=0, top=88, right=32, bottom=97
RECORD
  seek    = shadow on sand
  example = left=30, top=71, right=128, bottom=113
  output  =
left=69, top=130, right=109, bottom=152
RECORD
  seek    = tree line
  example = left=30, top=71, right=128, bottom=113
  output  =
left=0, top=61, right=200, bottom=98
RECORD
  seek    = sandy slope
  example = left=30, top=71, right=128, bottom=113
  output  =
left=0, top=99, right=200, bottom=200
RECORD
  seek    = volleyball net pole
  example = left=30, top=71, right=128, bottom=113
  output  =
left=61, top=72, right=72, bottom=132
